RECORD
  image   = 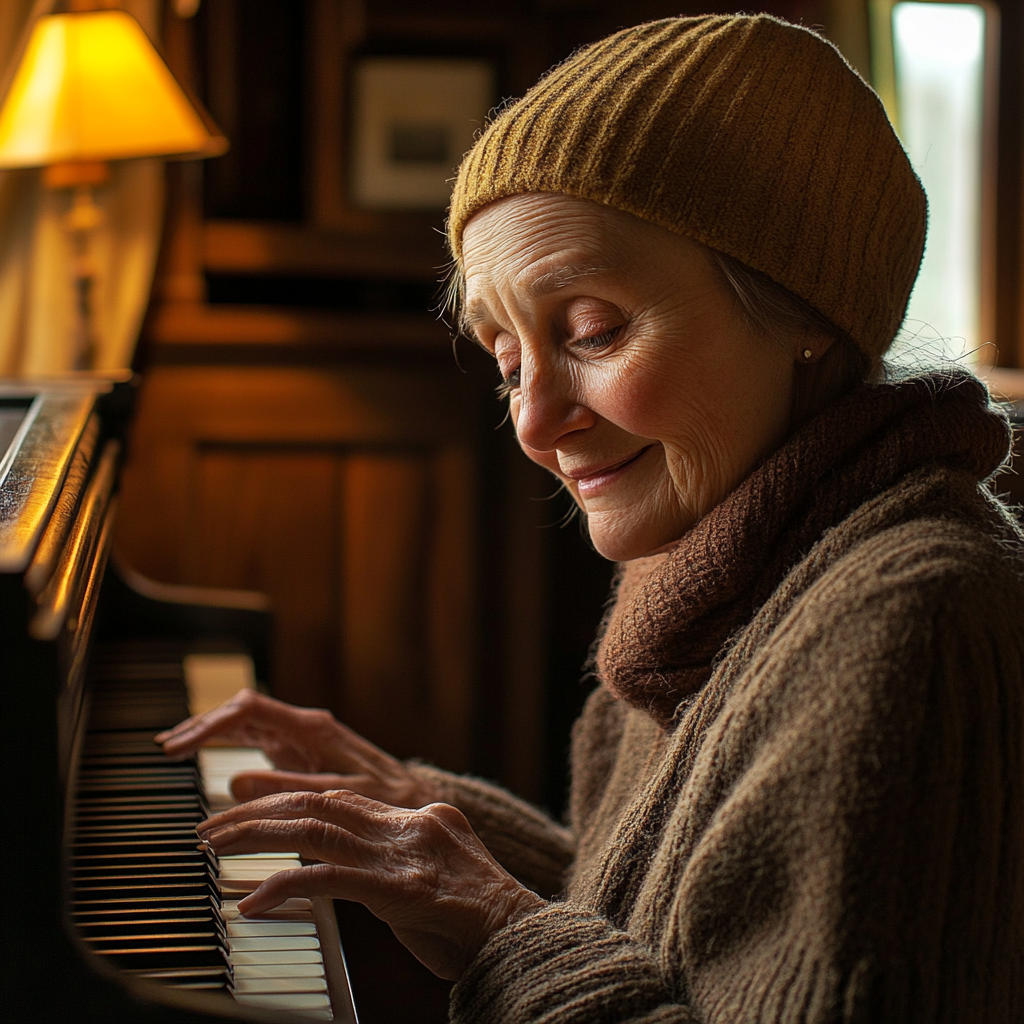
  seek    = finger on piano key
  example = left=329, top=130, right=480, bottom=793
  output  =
left=220, top=896, right=313, bottom=920
left=223, top=909, right=315, bottom=923
left=197, top=747, right=274, bottom=810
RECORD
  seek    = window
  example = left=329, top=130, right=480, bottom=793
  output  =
left=879, top=2, right=996, bottom=366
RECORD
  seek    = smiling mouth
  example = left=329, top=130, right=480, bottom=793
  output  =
left=566, top=446, right=653, bottom=487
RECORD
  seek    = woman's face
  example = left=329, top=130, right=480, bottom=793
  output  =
left=461, top=193, right=797, bottom=561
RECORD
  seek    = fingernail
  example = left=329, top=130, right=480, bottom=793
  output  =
left=237, top=895, right=263, bottom=917
left=202, top=824, right=233, bottom=844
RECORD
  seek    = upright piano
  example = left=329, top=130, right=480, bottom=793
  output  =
left=0, top=377, right=358, bottom=1022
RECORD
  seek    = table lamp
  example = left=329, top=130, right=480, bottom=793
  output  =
left=0, top=7, right=227, bottom=369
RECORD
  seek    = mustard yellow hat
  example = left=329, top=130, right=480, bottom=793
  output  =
left=448, top=14, right=926, bottom=366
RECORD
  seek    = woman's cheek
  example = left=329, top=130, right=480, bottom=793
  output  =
left=593, top=358, right=675, bottom=437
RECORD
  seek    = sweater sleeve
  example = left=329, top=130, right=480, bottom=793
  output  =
left=450, top=523, right=1024, bottom=1024
left=407, top=762, right=575, bottom=898
left=451, top=904, right=695, bottom=1024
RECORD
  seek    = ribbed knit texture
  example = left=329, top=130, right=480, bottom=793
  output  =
left=432, top=371, right=1023, bottom=1023
left=448, top=15, right=926, bottom=366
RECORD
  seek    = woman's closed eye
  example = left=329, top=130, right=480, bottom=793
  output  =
left=496, top=366, right=521, bottom=400
left=495, top=328, right=622, bottom=401
left=571, top=326, right=621, bottom=352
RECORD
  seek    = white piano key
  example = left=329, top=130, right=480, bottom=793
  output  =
left=228, top=935, right=320, bottom=952
left=233, top=992, right=331, bottom=1011
left=232, top=963, right=326, bottom=979
left=219, top=864, right=299, bottom=879
left=184, top=654, right=256, bottom=718
left=223, top=910, right=314, bottom=924
left=220, top=897, right=311, bottom=913
left=227, top=922, right=317, bottom=937
left=197, top=747, right=274, bottom=810
left=232, top=976, right=328, bottom=994
left=230, top=950, right=324, bottom=965
left=218, top=878, right=265, bottom=894
left=220, top=853, right=301, bottom=861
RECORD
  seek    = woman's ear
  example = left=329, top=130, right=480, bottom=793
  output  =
left=796, top=335, right=836, bottom=364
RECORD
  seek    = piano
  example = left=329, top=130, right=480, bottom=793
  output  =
left=0, top=376, right=358, bottom=1022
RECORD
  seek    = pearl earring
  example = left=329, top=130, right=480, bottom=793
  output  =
left=802, top=348, right=814, bottom=362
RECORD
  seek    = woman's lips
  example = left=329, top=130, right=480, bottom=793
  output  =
left=568, top=446, right=653, bottom=497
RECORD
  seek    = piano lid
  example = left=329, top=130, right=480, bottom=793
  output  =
left=0, top=376, right=128, bottom=575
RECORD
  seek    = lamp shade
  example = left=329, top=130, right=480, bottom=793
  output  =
left=0, top=10, right=227, bottom=168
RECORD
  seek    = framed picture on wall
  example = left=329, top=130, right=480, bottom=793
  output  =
left=349, top=57, right=495, bottom=210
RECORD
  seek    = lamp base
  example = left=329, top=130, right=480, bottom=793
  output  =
left=43, top=170, right=109, bottom=371
left=42, top=160, right=110, bottom=190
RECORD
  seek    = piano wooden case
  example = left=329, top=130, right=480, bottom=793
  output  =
left=0, top=377, right=357, bottom=1022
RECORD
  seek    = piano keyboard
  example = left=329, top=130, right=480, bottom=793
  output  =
left=70, top=643, right=354, bottom=1021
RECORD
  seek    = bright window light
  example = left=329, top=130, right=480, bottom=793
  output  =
left=891, top=2, right=986, bottom=365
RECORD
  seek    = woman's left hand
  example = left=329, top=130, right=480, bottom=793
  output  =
left=197, top=790, right=547, bottom=981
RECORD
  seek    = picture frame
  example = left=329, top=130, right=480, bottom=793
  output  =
left=349, top=57, right=495, bottom=211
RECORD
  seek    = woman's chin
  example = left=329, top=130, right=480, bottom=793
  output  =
left=586, top=518, right=683, bottom=562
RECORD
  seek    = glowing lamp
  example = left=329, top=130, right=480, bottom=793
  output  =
left=0, top=9, right=227, bottom=367
left=0, top=9, right=225, bottom=169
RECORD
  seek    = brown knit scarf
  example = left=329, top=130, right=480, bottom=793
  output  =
left=594, top=370, right=1013, bottom=728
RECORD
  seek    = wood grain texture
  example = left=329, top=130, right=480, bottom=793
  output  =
left=115, top=364, right=480, bottom=770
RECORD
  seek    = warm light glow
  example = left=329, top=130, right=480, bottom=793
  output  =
left=0, top=10, right=226, bottom=167
left=891, top=2, right=986, bottom=364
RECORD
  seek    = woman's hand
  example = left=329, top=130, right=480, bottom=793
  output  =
left=154, top=690, right=435, bottom=808
left=198, top=790, right=546, bottom=980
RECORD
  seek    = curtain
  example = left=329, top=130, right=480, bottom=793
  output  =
left=0, top=0, right=165, bottom=374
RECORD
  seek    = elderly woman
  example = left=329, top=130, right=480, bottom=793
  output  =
left=157, top=14, right=1024, bottom=1022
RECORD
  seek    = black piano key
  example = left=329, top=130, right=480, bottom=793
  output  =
left=74, top=882, right=216, bottom=902
left=73, top=895, right=220, bottom=913
left=128, top=966, right=230, bottom=990
left=76, top=917, right=219, bottom=936
left=75, top=910, right=217, bottom=926
left=95, top=945, right=229, bottom=971
left=63, top=646, right=340, bottom=1012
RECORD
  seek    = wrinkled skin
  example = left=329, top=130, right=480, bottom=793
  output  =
left=461, top=193, right=804, bottom=560
left=159, top=689, right=544, bottom=980
left=197, top=789, right=544, bottom=980
left=157, top=688, right=433, bottom=806
left=159, top=193, right=814, bottom=980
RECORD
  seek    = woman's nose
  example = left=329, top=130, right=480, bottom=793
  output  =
left=512, top=359, right=594, bottom=453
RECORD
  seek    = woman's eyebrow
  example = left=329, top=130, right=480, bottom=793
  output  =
left=460, top=258, right=610, bottom=339
left=525, top=259, right=609, bottom=296
left=459, top=302, right=491, bottom=343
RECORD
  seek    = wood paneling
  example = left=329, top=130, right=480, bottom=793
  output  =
left=115, top=364, right=481, bottom=770
left=188, top=448, right=339, bottom=710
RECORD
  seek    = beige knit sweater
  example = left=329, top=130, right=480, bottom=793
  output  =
left=413, top=370, right=1024, bottom=1023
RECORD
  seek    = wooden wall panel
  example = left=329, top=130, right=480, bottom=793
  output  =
left=188, top=449, right=340, bottom=710
left=116, top=365, right=481, bottom=772
left=340, top=454, right=432, bottom=756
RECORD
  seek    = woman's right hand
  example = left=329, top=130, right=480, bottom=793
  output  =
left=154, top=689, right=436, bottom=807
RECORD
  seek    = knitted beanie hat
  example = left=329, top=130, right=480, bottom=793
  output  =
left=448, top=14, right=927, bottom=366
